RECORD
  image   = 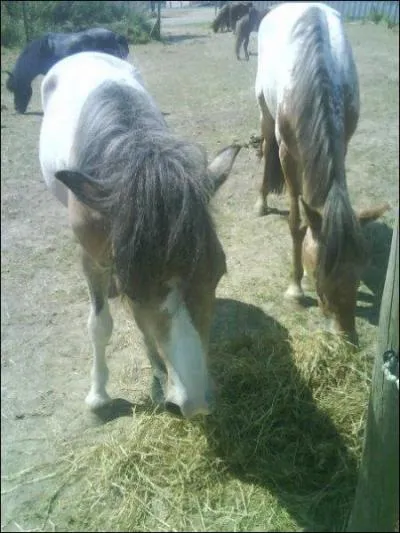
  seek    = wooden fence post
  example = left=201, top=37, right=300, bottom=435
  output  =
left=347, top=212, right=399, bottom=532
left=150, top=0, right=162, bottom=41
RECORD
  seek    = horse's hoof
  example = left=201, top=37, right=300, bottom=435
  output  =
left=301, top=274, right=313, bottom=291
left=108, top=276, right=119, bottom=298
left=85, top=390, right=112, bottom=411
left=254, top=198, right=267, bottom=217
left=284, top=284, right=304, bottom=300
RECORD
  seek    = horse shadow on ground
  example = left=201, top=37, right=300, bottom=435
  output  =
left=163, top=33, right=208, bottom=44
left=23, top=110, right=43, bottom=117
left=357, top=220, right=393, bottom=325
left=202, top=297, right=359, bottom=532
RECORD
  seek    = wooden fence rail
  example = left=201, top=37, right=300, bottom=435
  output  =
left=347, top=212, right=399, bottom=532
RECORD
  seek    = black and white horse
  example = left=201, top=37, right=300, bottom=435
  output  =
left=5, top=28, right=129, bottom=113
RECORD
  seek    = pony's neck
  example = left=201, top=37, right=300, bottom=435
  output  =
left=13, top=39, right=47, bottom=88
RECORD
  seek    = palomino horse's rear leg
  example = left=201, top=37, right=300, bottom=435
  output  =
left=81, top=250, right=113, bottom=409
left=278, top=143, right=306, bottom=299
left=255, top=96, right=284, bottom=216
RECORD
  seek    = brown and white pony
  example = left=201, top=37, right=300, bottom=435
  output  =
left=39, top=52, right=241, bottom=418
left=255, top=2, right=389, bottom=344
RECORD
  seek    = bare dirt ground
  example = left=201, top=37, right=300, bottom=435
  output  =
left=1, top=7, right=398, bottom=531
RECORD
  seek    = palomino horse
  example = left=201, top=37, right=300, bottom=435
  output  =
left=255, top=3, right=388, bottom=343
left=39, top=52, right=241, bottom=418
left=5, top=28, right=129, bottom=114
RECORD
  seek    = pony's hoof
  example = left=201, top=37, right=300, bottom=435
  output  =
left=108, top=276, right=119, bottom=298
left=254, top=198, right=267, bottom=217
left=85, top=390, right=112, bottom=411
left=284, top=284, right=304, bottom=300
left=301, top=274, right=313, bottom=291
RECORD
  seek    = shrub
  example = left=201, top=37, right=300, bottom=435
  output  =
left=369, top=7, right=383, bottom=24
left=1, top=0, right=153, bottom=48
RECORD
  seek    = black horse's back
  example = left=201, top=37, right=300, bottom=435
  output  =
left=6, top=27, right=130, bottom=113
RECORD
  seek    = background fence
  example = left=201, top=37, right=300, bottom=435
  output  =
left=252, top=1, right=399, bottom=24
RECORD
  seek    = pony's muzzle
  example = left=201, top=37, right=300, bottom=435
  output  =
left=165, top=399, right=212, bottom=418
left=165, top=385, right=215, bottom=418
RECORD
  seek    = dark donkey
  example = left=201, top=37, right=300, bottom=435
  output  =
left=5, top=28, right=129, bottom=114
left=212, top=2, right=253, bottom=33
left=235, top=7, right=270, bottom=60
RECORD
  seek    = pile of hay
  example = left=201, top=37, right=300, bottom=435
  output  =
left=43, top=324, right=371, bottom=532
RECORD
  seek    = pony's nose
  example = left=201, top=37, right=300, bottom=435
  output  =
left=165, top=399, right=212, bottom=419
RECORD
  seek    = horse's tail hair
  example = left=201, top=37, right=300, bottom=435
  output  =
left=318, top=181, right=365, bottom=288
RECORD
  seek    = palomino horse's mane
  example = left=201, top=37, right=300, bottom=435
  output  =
left=72, top=81, right=218, bottom=297
left=287, top=6, right=365, bottom=281
left=289, top=6, right=340, bottom=209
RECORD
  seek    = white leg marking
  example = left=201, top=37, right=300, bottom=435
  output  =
left=85, top=301, right=113, bottom=410
left=284, top=282, right=304, bottom=300
left=160, top=286, right=211, bottom=418
left=301, top=272, right=313, bottom=291
left=254, top=194, right=267, bottom=217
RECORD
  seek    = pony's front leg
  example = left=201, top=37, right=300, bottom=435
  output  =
left=129, top=302, right=167, bottom=408
left=278, top=144, right=306, bottom=300
left=82, top=251, right=113, bottom=410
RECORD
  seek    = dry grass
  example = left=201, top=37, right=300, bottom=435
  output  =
left=21, top=330, right=370, bottom=532
left=1, top=10, right=398, bottom=533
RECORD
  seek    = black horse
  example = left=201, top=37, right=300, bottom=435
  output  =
left=5, top=28, right=130, bottom=114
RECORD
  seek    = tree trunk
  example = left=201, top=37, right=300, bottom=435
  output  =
left=347, top=212, right=399, bottom=532
left=22, top=1, right=30, bottom=44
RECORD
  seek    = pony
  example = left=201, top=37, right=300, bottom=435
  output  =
left=235, top=7, right=270, bottom=60
left=212, top=4, right=231, bottom=33
left=5, top=28, right=129, bottom=114
left=212, top=2, right=253, bottom=33
left=254, top=2, right=389, bottom=344
left=39, top=51, right=241, bottom=418
left=230, top=2, right=254, bottom=34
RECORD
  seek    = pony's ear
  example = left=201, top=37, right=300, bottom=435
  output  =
left=300, top=197, right=322, bottom=238
left=356, top=203, right=390, bottom=226
left=208, top=144, right=241, bottom=195
left=55, top=170, right=109, bottom=212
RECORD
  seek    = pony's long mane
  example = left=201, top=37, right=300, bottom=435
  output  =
left=288, top=7, right=365, bottom=282
left=73, top=81, right=217, bottom=297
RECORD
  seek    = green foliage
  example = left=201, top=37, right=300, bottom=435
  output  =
left=1, top=0, right=153, bottom=48
left=1, top=1, right=24, bottom=46
left=369, top=7, right=384, bottom=24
